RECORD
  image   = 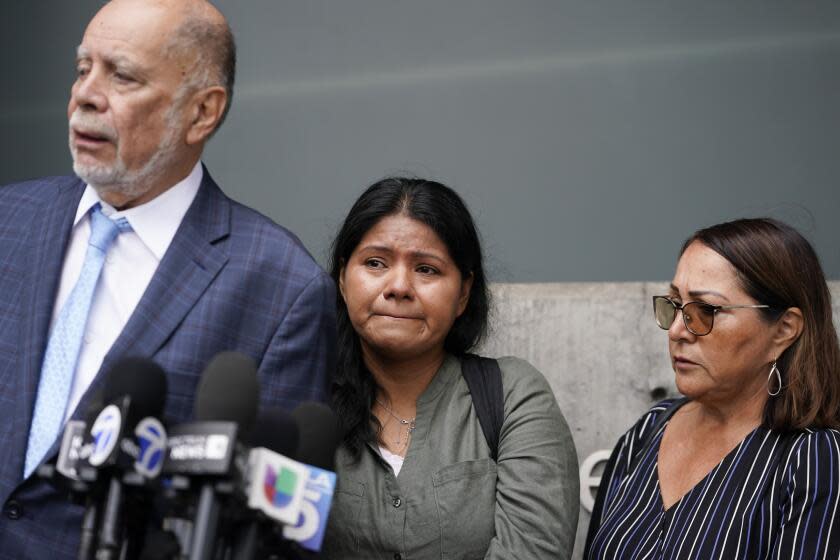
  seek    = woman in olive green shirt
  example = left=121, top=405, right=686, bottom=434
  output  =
left=323, top=177, right=579, bottom=559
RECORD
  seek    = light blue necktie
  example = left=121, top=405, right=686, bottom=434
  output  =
left=24, top=204, right=131, bottom=478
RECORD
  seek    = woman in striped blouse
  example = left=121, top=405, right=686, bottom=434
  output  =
left=585, top=218, right=840, bottom=559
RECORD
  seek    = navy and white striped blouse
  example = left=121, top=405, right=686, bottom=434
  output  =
left=585, top=399, right=840, bottom=559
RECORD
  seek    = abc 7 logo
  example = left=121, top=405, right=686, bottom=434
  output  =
left=89, top=405, right=122, bottom=467
left=134, top=417, right=167, bottom=478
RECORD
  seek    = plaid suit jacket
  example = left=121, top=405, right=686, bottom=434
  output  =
left=0, top=168, right=337, bottom=558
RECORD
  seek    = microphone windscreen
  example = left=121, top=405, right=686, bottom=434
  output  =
left=102, top=357, right=168, bottom=423
left=194, top=352, right=259, bottom=436
left=292, top=402, right=342, bottom=471
left=251, top=407, right=300, bottom=459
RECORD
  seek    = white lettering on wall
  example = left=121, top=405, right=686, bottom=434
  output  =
left=579, top=449, right=612, bottom=512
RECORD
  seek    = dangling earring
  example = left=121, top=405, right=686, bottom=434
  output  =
left=767, top=360, right=782, bottom=396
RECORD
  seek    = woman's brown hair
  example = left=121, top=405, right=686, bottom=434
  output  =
left=682, top=218, right=840, bottom=430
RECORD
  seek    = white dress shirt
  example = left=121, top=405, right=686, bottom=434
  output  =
left=51, top=161, right=203, bottom=422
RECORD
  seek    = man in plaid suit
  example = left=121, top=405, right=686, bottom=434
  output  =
left=0, top=1, right=336, bottom=557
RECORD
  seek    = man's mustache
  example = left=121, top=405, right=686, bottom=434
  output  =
left=69, top=111, right=118, bottom=143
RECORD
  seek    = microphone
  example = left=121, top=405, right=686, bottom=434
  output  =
left=194, top=352, right=260, bottom=436
left=161, top=351, right=260, bottom=560
left=281, top=402, right=342, bottom=553
left=37, top=405, right=103, bottom=560
left=86, top=357, right=168, bottom=560
left=35, top=358, right=168, bottom=560
left=233, top=403, right=340, bottom=558
left=243, top=408, right=308, bottom=526
left=229, top=407, right=305, bottom=559
left=290, top=402, right=342, bottom=472
left=251, top=407, right=299, bottom=459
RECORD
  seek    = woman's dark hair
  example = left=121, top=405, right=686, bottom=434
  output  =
left=329, top=177, right=490, bottom=458
left=682, top=218, right=840, bottom=430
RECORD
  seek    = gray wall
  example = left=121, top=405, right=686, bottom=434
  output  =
left=3, top=4, right=840, bottom=557
left=2, top=1, right=839, bottom=282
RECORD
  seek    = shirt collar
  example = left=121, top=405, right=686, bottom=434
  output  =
left=417, top=353, right=460, bottom=405
left=74, top=161, right=203, bottom=260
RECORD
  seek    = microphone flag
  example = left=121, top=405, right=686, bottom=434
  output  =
left=246, top=447, right=308, bottom=526
left=282, top=464, right=337, bottom=551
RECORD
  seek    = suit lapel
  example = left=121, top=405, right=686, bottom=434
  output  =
left=72, top=169, right=230, bottom=419
left=12, top=178, right=84, bottom=481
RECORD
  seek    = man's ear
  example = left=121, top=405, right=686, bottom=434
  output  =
left=185, top=86, right=227, bottom=145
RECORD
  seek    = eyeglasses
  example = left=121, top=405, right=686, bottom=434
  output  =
left=652, top=296, right=770, bottom=336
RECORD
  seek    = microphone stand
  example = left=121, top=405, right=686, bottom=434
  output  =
left=189, top=483, right=221, bottom=560
left=78, top=497, right=100, bottom=560
left=97, top=477, right=125, bottom=560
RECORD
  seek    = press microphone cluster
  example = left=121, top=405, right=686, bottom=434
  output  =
left=39, top=357, right=169, bottom=560
left=39, top=352, right=341, bottom=560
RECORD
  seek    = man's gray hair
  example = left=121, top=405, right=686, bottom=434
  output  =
left=166, top=8, right=236, bottom=134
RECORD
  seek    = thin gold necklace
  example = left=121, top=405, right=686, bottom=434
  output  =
left=375, top=398, right=416, bottom=446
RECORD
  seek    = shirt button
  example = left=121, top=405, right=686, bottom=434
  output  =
left=5, top=500, right=22, bottom=520
left=392, top=497, right=401, bottom=508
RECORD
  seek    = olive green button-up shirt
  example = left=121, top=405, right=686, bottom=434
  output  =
left=322, top=355, right=579, bottom=559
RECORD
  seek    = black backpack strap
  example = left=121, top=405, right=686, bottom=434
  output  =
left=628, top=397, right=688, bottom=473
left=461, top=354, right=505, bottom=461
